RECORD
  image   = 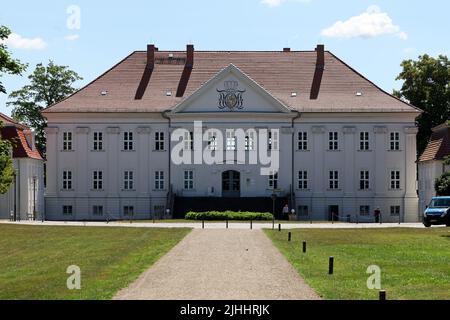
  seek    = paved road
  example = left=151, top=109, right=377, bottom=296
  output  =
left=0, top=220, right=431, bottom=229
left=114, top=229, right=321, bottom=300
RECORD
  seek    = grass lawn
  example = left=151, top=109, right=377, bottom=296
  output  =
left=265, top=228, right=450, bottom=300
left=0, top=224, right=190, bottom=299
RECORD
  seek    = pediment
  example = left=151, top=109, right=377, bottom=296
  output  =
left=172, top=64, right=291, bottom=113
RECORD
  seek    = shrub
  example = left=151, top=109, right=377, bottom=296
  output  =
left=435, top=171, right=450, bottom=196
left=185, top=211, right=273, bottom=221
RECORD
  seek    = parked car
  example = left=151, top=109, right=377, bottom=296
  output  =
left=423, top=196, right=450, bottom=227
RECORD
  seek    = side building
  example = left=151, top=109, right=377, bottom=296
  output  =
left=0, top=113, right=44, bottom=220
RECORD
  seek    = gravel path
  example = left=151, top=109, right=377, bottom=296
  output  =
left=114, top=229, right=321, bottom=300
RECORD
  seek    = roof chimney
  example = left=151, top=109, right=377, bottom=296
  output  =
left=186, top=44, right=194, bottom=68
left=315, top=44, right=325, bottom=69
left=283, top=47, right=291, bottom=52
left=147, top=44, right=155, bottom=69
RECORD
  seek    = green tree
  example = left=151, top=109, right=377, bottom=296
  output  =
left=7, top=61, right=82, bottom=154
left=435, top=172, right=450, bottom=196
left=0, top=128, right=14, bottom=194
left=0, top=26, right=27, bottom=94
left=394, top=54, right=450, bottom=156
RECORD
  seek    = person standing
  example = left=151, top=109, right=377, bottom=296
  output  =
left=374, top=207, right=381, bottom=223
left=282, top=204, right=289, bottom=220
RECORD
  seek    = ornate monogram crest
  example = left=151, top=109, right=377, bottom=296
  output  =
left=217, top=81, right=246, bottom=110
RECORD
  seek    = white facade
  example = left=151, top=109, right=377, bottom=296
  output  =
left=418, top=161, right=449, bottom=213
left=0, top=157, right=44, bottom=220
left=44, top=66, right=420, bottom=222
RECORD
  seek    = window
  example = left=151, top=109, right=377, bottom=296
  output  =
left=62, top=170, right=72, bottom=190
left=155, top=132, right=165, bottom=151
left=390, top=170, right=400, bottom=190
left=245, top=134, right=255, bottom=151
left=329, top=171, right=339, bottom=190
left=298, top=132, right=308, bottom=150
left=359, top=205, right=370, bottom=216
left=154, top=171, right=164, bottom=190
left=328, top=132, right=339, bottom=150
left=298, top=206, right=309, bottom=216
left=63, top=205, right=73, bottom=216
left=226, top=132, right=236, bottom=151
left=268, top=131, right=279, bottom=151
left=298, top=171, right=308, bottom=190
left=123, top=171, right=134, bottom=190
left=359, top=132, right=369, bottom=151
left=123, top=131, right=134, bottom=151
left=63, top=132, right=72, bottom=151
left=93, top=132, right=103, bottom=151
left=268, top=172, right=278, bottom=190
left=208, top=131, right=217, bottom=151
left=359, top=171, right=370, bottom=190
left=390, top=205, right=400, bottom=216
left=184, top=170, right=194, bottom=190
left=184, top=131, right=193, bottom=150
left=123, top=206, right=134, bottom=216
left=92, top=171, right=103, bottom=190
left=390, top=132, right=400, bottom=151
left=93, top=205, right=103, bottom=216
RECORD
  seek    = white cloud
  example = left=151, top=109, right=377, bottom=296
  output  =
left=65, top=34, right=80, bottom=41
left=321, top=5, right=408, bottom=40
left=1, top=33, right=47, bottom=50
left=261, top=0, right=310, bottom=7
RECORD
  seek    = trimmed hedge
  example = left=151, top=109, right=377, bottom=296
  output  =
left=185, top=211, right=274, bottom=221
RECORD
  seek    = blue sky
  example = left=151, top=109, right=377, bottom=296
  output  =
left=0, top=0, right=449, bottom=115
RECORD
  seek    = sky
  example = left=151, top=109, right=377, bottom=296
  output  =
left=0, top=0, right=449, bottom=116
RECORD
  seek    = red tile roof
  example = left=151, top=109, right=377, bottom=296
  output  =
left=42, top=47, right=421, bottom=114
left=419, top=122, right=450, bottom=162
left=0, top=113, right=43, bottom=160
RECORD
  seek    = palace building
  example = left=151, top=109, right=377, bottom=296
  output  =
left=42, top=44, right=421, bottom=222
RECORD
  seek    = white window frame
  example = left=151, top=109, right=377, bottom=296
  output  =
left=328, top=132, right=339, bottom=151
left=93, top=205, right=103, bottom=216
left=184, top=131, right=193, bottom=151
left=329, top=170, right=339, bottom=190
left=63, top=205, right=73, bottom=215
left=390, top=205, right=401, bottom=216
left=268, top=171, right=278, bottom=190
left=245, top=133, right=255, bottom=151
left=93, top=132, right=103, bottom=151
left=208, top=131, right=217, bottom=151
left=62, top=170, right=72, bottom=190
left=268, top=130, right=279, bottom=151
left=359, top=205, right=370, bottom=216
left=123, top=206, right=134, bottom=216
left=359, top=132, right=369, bottom=151
left=298, top=132, right=308, bottom=151
left=154, top=171, right=165, bottom=190
left=226, top=132, right=236, bottom=151
left=123, top=170, right=134, bottom=190
left=123, top=131, right=134, bottom=151
left=359, top=170, right=370, bottom=190
left=389, top=132, right=400, bottom=151
left=298, top=170, right=308, bottom=190
left=184, top=170, right=194, bottom=190
left=155, top=131, right=165, bottom=151
left=63, top=132, right=73, bottom=151
left=390, top=170, right=400, bottom=190
left=92, top=170, right=103, bottom=190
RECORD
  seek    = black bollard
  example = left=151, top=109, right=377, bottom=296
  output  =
left=288, top=232, right=291, bottom=242
left=302, top=241, right=306, bottom=253
left=226, top=219, right=228, bottom=229
left=202, top=220, right=204, bottom=229
left=328, top=256, right=334, bottom=275
left=278, top=224, right=281, bottom=232
left=379, top=290, right=386, bottom=300
left=250, top=220, right=253, bottom=230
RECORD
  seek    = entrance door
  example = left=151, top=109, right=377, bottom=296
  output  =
left=328, top=205, right=339, bottom=221
left=222, top=170, right=240, bottom=197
